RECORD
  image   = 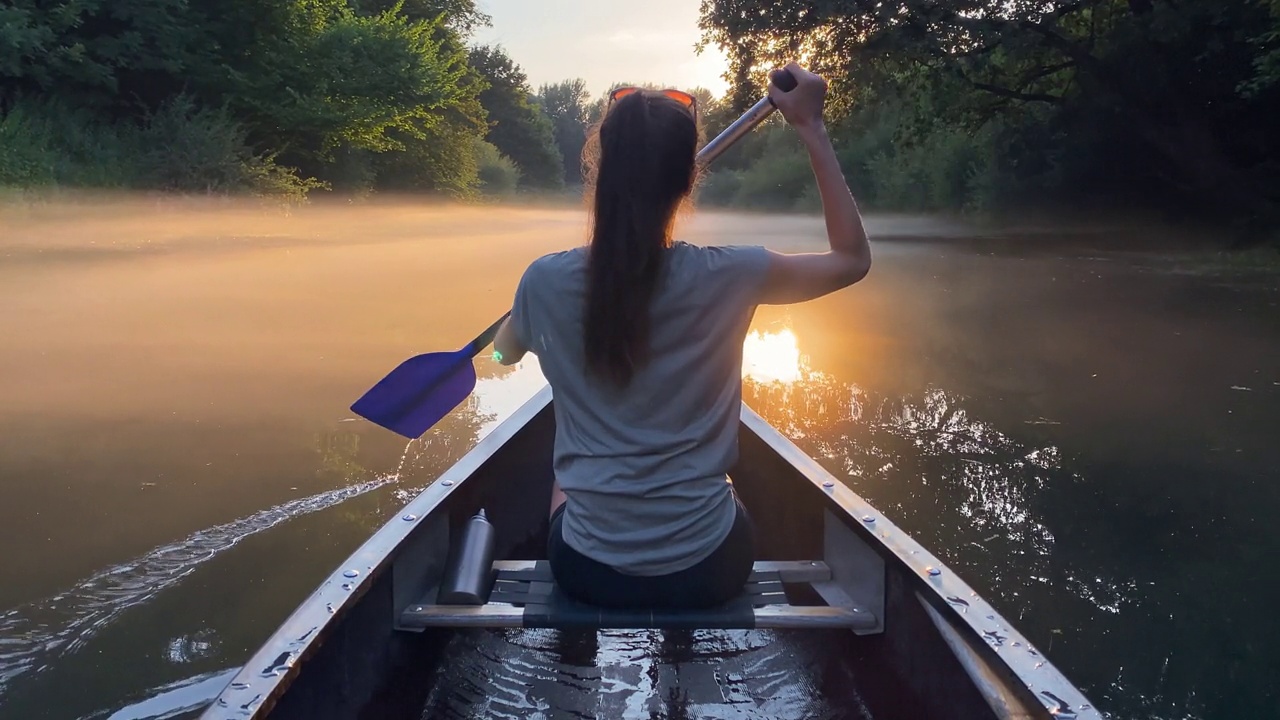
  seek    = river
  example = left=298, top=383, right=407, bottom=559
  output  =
left=0, top=199, right=1276, bottom=719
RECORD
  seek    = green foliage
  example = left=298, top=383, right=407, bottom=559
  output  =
left=0, top=103, right=59, bottom=186
left=1240, top=0, right=1280, bottom=98
left=0, top=0, right=493, bottom=199
left=0, top=0, right=200, bottom=107
left=469, top=46, right=563, bottom=190
left=695, top=169, right=743, bottom=206
left=535, top=79, right=592, bottom=184
left=207, top=5, right=472, bottom=161
left=0, top=97, right=320, bottom=200
left=729, top=126, right=812, bottom=210
left=700, top=0, right=1280, bottom=240
left=352, top=0, right=490, bottom=34
left=135, top=96, right=317, bottom=197
left=474, top=139, right=521, bottom=195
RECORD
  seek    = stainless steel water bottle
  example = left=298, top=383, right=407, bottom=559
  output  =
left=437, top=509, right=496, bottom=605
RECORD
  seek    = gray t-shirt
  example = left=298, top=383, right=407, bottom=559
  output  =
left=510, top=241, right=772, bottom=576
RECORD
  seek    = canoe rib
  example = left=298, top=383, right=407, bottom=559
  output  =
left=398, top=560, right=878, bottom=631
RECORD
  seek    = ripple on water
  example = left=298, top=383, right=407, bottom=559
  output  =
left=416, top=627, right=872, bottom=719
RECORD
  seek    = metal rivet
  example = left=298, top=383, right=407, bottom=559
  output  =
left=822, top=481, right=834, bottom=489
left=926, top=566, right=941, bottom=577
left=1035, top=662, right=1044, bottom=669
left=402, top=514, right=417, bottom=521
left=343, top=569, right=359, bottom=578
left=862, top=515, right=875, bottom=523
left=341, top=583, right=353, bottom=591
left=231, top=682, right=250, bottom=690
left=325, top=603, right=335, bottom=614
left=413, top=606, right=423, bottom=612
left=441, top=480, right=454, bottom=487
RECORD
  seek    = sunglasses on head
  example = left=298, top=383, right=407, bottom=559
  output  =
left=608, top=87, right=697, bottom=119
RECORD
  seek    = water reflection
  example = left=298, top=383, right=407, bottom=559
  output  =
left=471, top=355, right=549, bottom=436
left=738, top=327, right=1133, bottom=625
left=81, top=667, right=240, bottom=720
left=413, top=627, right=869, bottom=719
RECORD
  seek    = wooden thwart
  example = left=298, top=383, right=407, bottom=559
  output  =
left=399, top=560, right=877, bottom=631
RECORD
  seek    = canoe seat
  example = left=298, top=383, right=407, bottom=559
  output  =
left=398, top=560, right=877, bottom=631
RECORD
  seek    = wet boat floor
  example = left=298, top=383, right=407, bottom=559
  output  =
left=362, top=626, right=927, bottom=719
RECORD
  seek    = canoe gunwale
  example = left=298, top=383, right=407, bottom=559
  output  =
left=738, top=404, right=1101, bottom=720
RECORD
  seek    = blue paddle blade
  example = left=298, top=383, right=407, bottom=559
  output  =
left=350, top=350, right=478, bottom=439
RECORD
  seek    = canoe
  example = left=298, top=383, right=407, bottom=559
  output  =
left=200, top=385, right=1101, bottom=719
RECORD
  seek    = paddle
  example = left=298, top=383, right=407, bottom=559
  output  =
left=353, top=69, right=799, bottom=439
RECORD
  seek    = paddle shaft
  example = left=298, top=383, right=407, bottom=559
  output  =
left=471, top=71, right=797, bottom=362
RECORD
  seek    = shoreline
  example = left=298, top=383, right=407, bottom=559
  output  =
left=3, top=188, right=1276, bottom=276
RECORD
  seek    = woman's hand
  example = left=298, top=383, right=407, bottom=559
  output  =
left=768, top=62, right=829, bottom=132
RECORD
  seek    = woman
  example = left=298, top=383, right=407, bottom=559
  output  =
left=492, top=62, right=871, bottom=610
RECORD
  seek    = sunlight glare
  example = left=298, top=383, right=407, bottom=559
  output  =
left=742, top=329, right=803, bottom=384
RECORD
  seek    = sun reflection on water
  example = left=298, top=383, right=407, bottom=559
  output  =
left=742, top=328, right=806, bottom=384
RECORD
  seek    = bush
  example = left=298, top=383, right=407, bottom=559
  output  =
left=137, top=95, right=321, bottom=200
left=0, top=97, right=321, bottom=201
left=730, top=127, right=813, bottom=210
left=474, top=139, right=521, bottom=196
left=0, top=100, right=140, bottom=188
left=695, top=169, right=743, bottom=206
left=0, top=104, right=57, bottom=186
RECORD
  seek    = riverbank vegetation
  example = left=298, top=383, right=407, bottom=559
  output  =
left=0, top=0, right=561, bottom=200
left=698, top=0, right=1280, bottom=245
left=4, top=0, right=1277, bottom=246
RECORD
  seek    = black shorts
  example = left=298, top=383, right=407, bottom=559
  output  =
left=547, top=494, right=755, bottom=610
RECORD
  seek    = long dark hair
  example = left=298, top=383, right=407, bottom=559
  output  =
left=582, top=91, right=698, bottom=386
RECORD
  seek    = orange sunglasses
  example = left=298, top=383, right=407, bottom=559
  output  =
left=608, top=87, right=697, bottom=119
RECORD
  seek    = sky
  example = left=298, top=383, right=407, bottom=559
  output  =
left=472, top=0, right=731, bottom=100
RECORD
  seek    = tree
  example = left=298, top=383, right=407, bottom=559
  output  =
left=535, top=79, right=591, bottom=184
left=700, top=0, right=1280, bottom=237
left=0, top=0, right=494, bottom=196
left=353, top=0, right=490, bottom=34
left=0, top=0, right=201, bottom=111
left=468, top=46, right=563, bottom=190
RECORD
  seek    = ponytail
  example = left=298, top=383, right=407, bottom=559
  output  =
left=583, top=91, right=697, bottom=386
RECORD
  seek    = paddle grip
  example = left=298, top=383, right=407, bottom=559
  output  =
left=770, top=68, right=798, bottom=93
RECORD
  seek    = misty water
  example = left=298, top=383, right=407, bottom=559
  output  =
left=0, top=199, right=1277, bottom=719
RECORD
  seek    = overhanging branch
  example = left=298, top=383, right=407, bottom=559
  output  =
left=968, top=81, right=1063, bottom=104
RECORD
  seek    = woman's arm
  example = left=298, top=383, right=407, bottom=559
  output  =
left=492, top=316, right=527, bottom=366
left=759, top=63, right=872, bottom=305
